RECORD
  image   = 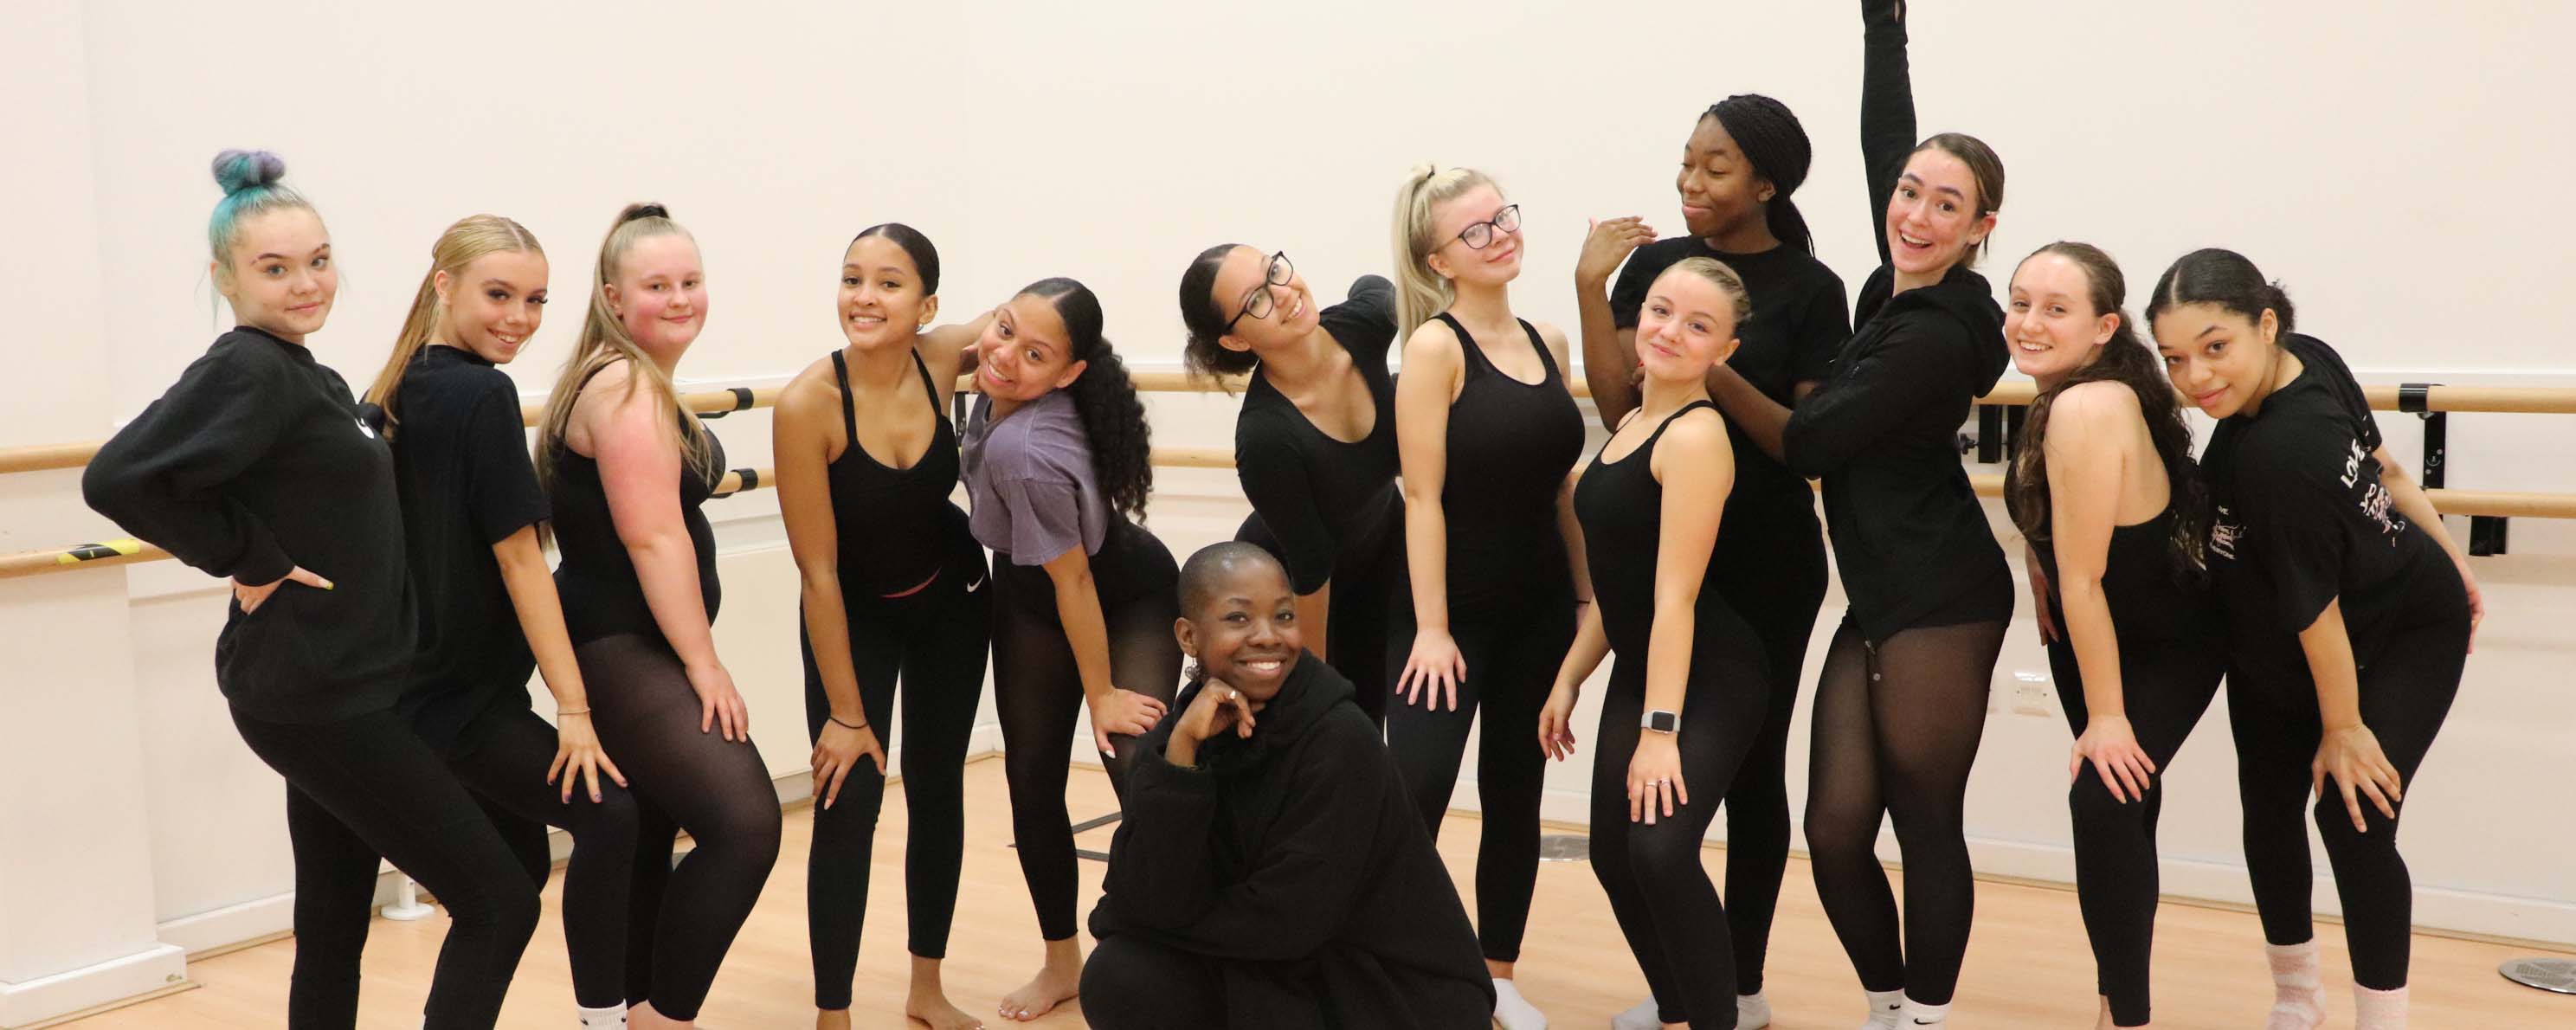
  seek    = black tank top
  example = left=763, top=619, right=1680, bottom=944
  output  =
left=2031, top=505, right=2212, bottom=647
left=550, top=366, right=724, bottom=646
left=1575, top=402, right=1756, bottom=668
left=1435, top=312, right=1584, bottom=618
left=828, top=348, right=969, bottom=596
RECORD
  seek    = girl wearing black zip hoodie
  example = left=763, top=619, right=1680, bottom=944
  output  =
left=84, top=151, right=540, bottom=1028
left=1780, top=3, right=2012, bottom=1026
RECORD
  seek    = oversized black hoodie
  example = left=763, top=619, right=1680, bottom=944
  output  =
left=1087, top=654, right=1493, bottom=1029
left=83, top=327, right=416, bottom=722
left=1781, top=0, right=2014, bottom=642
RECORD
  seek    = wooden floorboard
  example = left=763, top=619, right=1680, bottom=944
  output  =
left=62, top=759, right=2574, bottom=1027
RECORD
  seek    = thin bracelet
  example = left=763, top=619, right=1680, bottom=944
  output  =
left=557, top=706, right=591, bottom=717
left=829, top=713, right=869, bottom=731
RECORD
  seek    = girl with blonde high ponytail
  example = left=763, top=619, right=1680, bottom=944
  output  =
left=363, top=213, right=653, bottom=1028
left=540, top=203, right=780, bottom=1030
left=1386, top=163, right=1586, bottom=1030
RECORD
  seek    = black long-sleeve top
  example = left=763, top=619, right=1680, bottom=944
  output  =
left=83, top=327, right=417, bottom=722
left=1088, top=656, right=1494, bottom=1029
left=1233, top=275, right=1403, bottom=595
left=1782, top=0, right=2012, bottom=642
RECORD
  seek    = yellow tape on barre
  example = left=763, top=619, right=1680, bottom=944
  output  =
left=56, top=539, right=144, bottom=564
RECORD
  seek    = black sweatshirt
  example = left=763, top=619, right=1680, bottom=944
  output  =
left=387, top=345, right=551, bottom=754
left=1781, top=0, right=2012, bottom=642
left=1234, top=275, right=1402, bottom=595
left=1088, top=656, right=1494, bottom=1029
left=2204, top=334, right=2464, bottom=691
left=84, top=327, right=418, bottom=722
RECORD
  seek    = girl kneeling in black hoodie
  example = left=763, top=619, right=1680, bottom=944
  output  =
left=1081, top=543, right=1492, bottom=1030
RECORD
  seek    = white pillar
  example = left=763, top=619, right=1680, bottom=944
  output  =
left=0, top=3, right=189, bottom=1023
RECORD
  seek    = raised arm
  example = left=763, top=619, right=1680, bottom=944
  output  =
left=1861, top=0, right=1917, bottom=267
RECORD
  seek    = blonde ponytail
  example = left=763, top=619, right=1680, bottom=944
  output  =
left=533, top=203, right=715, bottom=497
left=364, top=214, right=542, bottom=438
left=1388, top=164, right=1497, bottom=339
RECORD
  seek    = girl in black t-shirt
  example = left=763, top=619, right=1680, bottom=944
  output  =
left=2148, top=249, right=2480, bottom=1030
left=1573, top=88, right=1850, bottom=1030
left=85, top=152, right=541, bottom=1027
left=771, top=223, right=989, bottom=1030
left=2004, top=242, right=2223, bottom=1029
left=356, top=214, right=641, bottom=1029
left=1179, top=246, right=1403, bottom=725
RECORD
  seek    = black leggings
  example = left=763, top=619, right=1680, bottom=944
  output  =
left=1591, top=652, right=1768, bottom=1029
left=2048, top=634, right=2222, bottom=1027
left=2231, top=609, right=2470, bottom=993
left=1237, top=513, right=1403, bottom=727
left=1804, top=615, right=2007, bottom=1006
left=802, top=563, right=990, bottom=1009
left=1385, top=588, right=1575, bottom=963
left=236, top=706, right=542, bottom=1029
left=1706, top=518, right=1827, bottom=995
left=579, top=633, right=784, bottom=1021
left=1079, top=936, right=1227, bottom=1028
left=992, top=534, right=1183, bottom=943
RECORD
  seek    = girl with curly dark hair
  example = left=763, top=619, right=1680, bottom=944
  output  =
left=959, top=277, right=1182, bottom=1022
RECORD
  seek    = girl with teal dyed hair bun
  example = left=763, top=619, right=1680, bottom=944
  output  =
left=85, top=150, right=544, bottom=1027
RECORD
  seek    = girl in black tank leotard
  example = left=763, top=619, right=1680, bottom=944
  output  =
left=2002, top=242, right=2222, bottom=1028
left=1178, top=245, right=1405, bottom=726
left=1778, top=6, right=2012, bottom=1024
left=1388, top=165, right=1587, bottom=1030
left=772, top=224, right=990, bottom=1030
left=1545, top=254, right=1772, bottom=1030
left=536, top=203, right=781, bottom=1029
left=1575, top=92, right=1850, bottom=1027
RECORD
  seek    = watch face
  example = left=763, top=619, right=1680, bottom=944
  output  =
left=1645, top=710, right=1678, bottom=733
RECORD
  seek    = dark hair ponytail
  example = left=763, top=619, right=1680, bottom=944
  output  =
left=2144, top=247, right=2296, bottom=337
left=1022, top=277, right=1154, bottom=520
left=1178, top=242, right=1259, bottom=383
left=2006, top=242, right=2208, bottom=577
left=1704, top=95, right=1816, bottom=254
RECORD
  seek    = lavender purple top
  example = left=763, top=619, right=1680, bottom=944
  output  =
left=961, top=389, right=1108, bottom=565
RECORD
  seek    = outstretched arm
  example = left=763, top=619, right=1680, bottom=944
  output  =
left=1861, top=0, right=1917, bottom=267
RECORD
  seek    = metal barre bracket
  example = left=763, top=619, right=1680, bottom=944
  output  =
left=694, top=387, right=757, bottom=419
left=2402, top=383, right=2510, bottom=555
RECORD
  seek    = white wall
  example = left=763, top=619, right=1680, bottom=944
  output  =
left=4, top=0, right=2573, bottom=1021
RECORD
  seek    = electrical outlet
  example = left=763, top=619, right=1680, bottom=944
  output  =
left=2010, top=670, right=2054, bottom=718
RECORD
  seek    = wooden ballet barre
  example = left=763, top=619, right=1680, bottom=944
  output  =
left=0, top=387, right=782, bottom=478
left=1963, top=473, right=2576, bottom=521
left=1977, top=380, right=2576, bottom=415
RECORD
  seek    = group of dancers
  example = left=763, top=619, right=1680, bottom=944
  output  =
left=80, top=3, right=2480, bottom=1028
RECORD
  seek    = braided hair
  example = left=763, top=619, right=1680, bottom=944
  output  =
left=1704, top=94, right=1816, bottom=254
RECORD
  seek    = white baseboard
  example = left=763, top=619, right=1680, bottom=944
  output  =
left=0, top=942, right=186, bottom=1029
left=155, top=893, right=294, bottom=956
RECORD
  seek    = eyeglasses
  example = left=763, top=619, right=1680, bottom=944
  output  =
left=1224, top=251, right=1295, bottom=332
left=1446, top=204, right=1522, bottom=250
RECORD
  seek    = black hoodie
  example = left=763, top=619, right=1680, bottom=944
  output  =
left=1088, top=654, right=1493, bottom=1029
left=1787, top=266, right=2012, bottom=641
left=1781, top=0, right=2013, bottom=641
left=84, top=327, right=417, bottom=722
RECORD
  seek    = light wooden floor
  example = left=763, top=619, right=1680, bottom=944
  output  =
left=65, top=757, right=2573, bottom=1028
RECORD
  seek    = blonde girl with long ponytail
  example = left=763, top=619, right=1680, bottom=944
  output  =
left=1386, top=164, right=1589, bottom=1030
left=364, top=213, right=650, bottom=1028
left=539, top=203, right=781, bottom=1030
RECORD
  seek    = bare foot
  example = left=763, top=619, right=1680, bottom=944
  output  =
left=815, top=1007, right=853, bottom=1030
left=995, top=941, right=1082, bottom=1022
left=911, top=990, right=986, bottom=1029
left=629, top=1001, right=689, bottom=1030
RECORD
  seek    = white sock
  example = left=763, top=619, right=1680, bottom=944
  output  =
left=2264, top=941, right=2327, bottom=1029
left=1861, top=988, right=1905, bottom=1028
left=1899, top=996, right=1949, bottom=1025
left=1491, top=977, right=1549, bottom=1030
left=576, top=1001, right=628, bottom=1027
left=1612, top=997, right=1661, bottom=1030
left=1738, top=991, right=1772, bottom=1028
left=2353, top=983, right=2408, bottom=1030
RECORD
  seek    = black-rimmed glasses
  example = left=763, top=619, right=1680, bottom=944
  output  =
left=1225, top=251, right=1295, bottom=332
left=1448, top=204, right=1522, bottom=250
